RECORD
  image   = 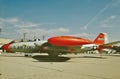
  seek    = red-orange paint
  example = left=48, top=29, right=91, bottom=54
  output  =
left=48, top=36, right=92, bottom=46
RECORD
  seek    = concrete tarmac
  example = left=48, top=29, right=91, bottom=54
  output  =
left=0, top=53, right=120, bottom=79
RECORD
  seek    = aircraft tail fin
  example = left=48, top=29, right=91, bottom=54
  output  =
left=93, top=33, right=109, bottom=45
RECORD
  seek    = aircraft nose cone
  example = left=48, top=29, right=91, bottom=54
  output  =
left=2, top=44, right=11, bottom=52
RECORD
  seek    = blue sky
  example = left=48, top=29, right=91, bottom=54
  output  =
left=0, top=0, right=120, bottom=41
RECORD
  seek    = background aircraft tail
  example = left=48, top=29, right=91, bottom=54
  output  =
left=93, top=33, right=109, bottom=45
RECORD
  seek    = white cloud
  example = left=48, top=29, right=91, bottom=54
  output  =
left=80, top=26, right=88, bottom=30
left=112, top=0, right=120, bottom=7
left=48, top=27, right=70, bottom=33
left=0, top=18, right=20, bottom=29
left=6, top=18, right=19, bottom=23
left=17, top=27, right=70, bottom=39
left=71, top=33, right=91, bottom=37
left=0, top=17, right=70, bottom=39
left=67, top=32, right=96, bottom=41
left=14, top=22, right=41, bottom=28
left=106, top=15, right=116, bottom=21
left=0, top=18, right=19, bottom=23
left=110, top=15, right=116, bottom=19
left=80, top=0, right=113, bottom=30
left=100, top=15, right=120, bottom=28
left=17, top=28, right=47, bottom=38
left=0, top=17, right=42, bottom=28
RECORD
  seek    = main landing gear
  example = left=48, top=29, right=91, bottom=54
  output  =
left=24, top=53, right=32, bottom=57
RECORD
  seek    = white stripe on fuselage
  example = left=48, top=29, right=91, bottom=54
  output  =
left=9, top=40, right=47, bottom=50
left=81, top=44, right=98, bottom=49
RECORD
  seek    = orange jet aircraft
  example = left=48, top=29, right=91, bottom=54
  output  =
left=2, top=33, right=120, bottom=57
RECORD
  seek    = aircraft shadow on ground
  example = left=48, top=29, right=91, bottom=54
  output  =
left=67, top=55, right=106, bottom=59
left=32, top=55, right=106, bottom=62
left=104, top=54, right=120, bottom=57
left=80, top=56, right=106, bottom=59
left=32, top=55, right=71, bottom=62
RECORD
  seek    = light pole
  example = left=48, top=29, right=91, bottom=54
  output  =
left=23, top=33, right=26, bottom=42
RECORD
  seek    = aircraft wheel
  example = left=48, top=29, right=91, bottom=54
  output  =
left=24, top=53, right=32, bottom=57
left=25, top=54, right=28, bottom=57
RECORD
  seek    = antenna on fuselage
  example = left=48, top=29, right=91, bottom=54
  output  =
left=34, top=36, right=36, bottom=40
left=42, top=35, right=45, bottom=40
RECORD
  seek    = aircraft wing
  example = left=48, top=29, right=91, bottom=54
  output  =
left=40, top=42, right=93, bottom=55
left=40, top=41, right=120, bottom=56
left=95, top=41, right=120, bottom=53
left=103, top=41, right=120, bottom=46
left=104, top=41, right=120, bottom=53
left=112, top=46, right=120, bottom=52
